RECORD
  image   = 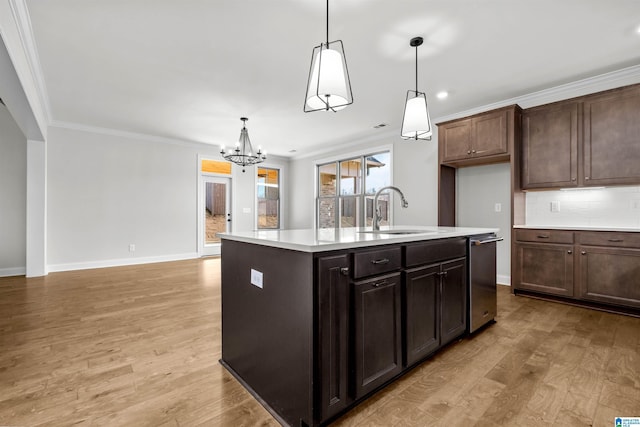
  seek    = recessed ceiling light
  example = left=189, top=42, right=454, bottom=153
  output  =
left=436, top=91, right=449, bottom=100
left=289, top=149, right=297, bottom=153
left=637, top=25, right=640, bottom=34
left=373, top=123, right=388, bottom=129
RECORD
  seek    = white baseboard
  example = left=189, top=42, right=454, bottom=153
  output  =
left=497, top=274, right=511, bottom=286
left=47, top=252, right=199, bottom=273
left=0, top=266, right=27, bottom=277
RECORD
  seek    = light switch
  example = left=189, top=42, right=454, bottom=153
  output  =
left=551, top=201, right=560, bottom=212
left=251, top=269, right=263, bottom=289
left=494, top=203, right=502, bottom=213
left=243, top=207, right=251, bottom=214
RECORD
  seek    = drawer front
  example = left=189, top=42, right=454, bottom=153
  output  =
left=515, top=229, right=574, bottom=244
left=353, top=247, right=402, bottom=279
left=577, top=231, right=640, bottom=248
left=404, top=238, right=466, bottom=268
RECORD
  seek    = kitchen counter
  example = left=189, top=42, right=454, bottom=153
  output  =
left=514, top=225, right=640, bottom=232
left=218, top=225, right=498, bottom=252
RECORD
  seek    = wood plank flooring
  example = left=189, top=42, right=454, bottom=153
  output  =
left=1, top=258, right=639, bottom=426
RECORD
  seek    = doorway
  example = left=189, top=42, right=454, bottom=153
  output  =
left=199, top=176, right=231, bottom=256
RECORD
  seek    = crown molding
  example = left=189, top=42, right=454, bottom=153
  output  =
left=434, top=64, right=640, bottom=124
left=50, top=120, right=222, bottom=150
left=291, top=126, right=399, bottom=160
left=8, top=0, right=52, bottom=125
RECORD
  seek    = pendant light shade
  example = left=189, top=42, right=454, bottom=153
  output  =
left=220, top=117, right=266, bottom=173
left=401, top=91, right=432, bottom=140
left=401, top=36, right=432, bottom=141
left=304, top=0, right=353, bottom=112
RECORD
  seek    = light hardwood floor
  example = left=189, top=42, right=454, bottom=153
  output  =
left=1, top=258, right=638, bottom=426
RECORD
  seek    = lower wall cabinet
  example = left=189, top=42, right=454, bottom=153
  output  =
left=404, top=257, right=467, bottom=367
left=316, top=238, right=469, bottom=424
left=353, top=272, right=402, bottom=399
left=514, top=229, right=640, bottom=312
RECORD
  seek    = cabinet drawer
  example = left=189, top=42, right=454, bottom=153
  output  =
left=353, top=247, right=401, bottom=279
left=515, top=229, right=574, bottom=244
left=577, top=231, right=640, bottom=248
left=404, top=238, right=466, bottom=268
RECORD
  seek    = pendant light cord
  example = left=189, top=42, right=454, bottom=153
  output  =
left=415, top=44, right=418, bottom=93
left=325, top=0, right=329, bottom=47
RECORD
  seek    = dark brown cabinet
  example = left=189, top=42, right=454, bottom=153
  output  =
left=403, top=238, right=467, bottom=366
left=521, top=84, right=640, bottom=190
left=439, top=107, right=513, bottom=166
left=577, top=232, right=640, bottom=309
left=583, top=85, right=640, bottom=186
left=352, top=272, right=402, bottom=399
left=440, top=258, right=467, bottom=345
left=514, top=228, right=575, bottom=297
left=404, top=265, right=440, bottom=366
left=522, top=102, right=579, bottom=189
left=316, top=254, right=351, bottom=421
left=514, top=229, right=640, bottom=313
left=514, top=242, right=574, bottom=297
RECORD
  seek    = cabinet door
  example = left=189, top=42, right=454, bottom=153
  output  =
left=316, top=254, right=350, bottom=421
left=353, top=272, right=402, bottom=399
left=404, top=265, right=440, bottom=367
left=583, top=85, right=640, bottom=186
left=472, top=109, right=508, bottom=158
left=522, top=102, right=579, bottom=189
left=514, top=243, right=574, bottom=297
left=440, top=258, right=467, bottom=346
left=441, top=118, right=472, bottom=162
left=577, top=246, right=640, bottom=308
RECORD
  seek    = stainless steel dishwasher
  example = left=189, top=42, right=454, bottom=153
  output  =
left=468, top=234, right=503, bottom=333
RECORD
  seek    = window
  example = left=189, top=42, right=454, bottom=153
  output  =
left=317, top=151, right=391, bottom=229
left=257, top=167, right=280, bottom=229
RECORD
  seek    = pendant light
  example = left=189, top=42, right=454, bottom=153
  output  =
left=220, top=117, right=266, bottom=173
left=304, top=0, right=353, bottom=112
left=401, top=36, right=432, bottom=141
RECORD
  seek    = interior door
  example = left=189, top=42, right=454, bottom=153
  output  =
left=200, top=176, right=231, bottom=256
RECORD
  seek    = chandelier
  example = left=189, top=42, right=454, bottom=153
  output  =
left=220, top=117, right=266, bottom=172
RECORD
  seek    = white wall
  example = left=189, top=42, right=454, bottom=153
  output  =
left=0, top=104, right=27, bottom=276
left=289, top=133, right=440, bottom=229
left=457, top=163, right=511, bottom=284
left=46, top=125, right=288, bottom=271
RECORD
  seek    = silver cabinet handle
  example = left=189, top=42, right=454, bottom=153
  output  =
left=373, top=280, right=387, bottom=287
left=581, top=251, right=587, bottom=255
left=537, top=235, right=550, bottom=239
left=567, top=250, right=573, bottom=254
left=371, top=258, right=390, bottom=265
left=340, top=267, right=349, bottom=276
left=608, top=239, right=623, bottom=243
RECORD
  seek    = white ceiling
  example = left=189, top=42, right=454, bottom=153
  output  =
left=24, top=0, right=640, bottom=157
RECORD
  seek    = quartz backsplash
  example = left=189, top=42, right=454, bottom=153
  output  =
left=525, top=186, right=640, bottom=229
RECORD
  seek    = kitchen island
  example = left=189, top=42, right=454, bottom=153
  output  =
left=219, top=226, right=498, bottom=427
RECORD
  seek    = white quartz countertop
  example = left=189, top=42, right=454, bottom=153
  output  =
left=218, top=226, right=499, bottom=253
left=514, top=225, right=640, bottom=232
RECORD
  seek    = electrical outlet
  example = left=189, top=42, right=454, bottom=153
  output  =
left=129, top=244, right=135, bottom=252
left=494, top=203, right=502, bottom=213
left=251, top=269, right=263, bottom=289
left=550, top=201, right=561, bottom=212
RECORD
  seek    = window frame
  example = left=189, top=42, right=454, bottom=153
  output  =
left=256, top=165, right=282, bottom=230
left=315, top=146, right=393, bottom=229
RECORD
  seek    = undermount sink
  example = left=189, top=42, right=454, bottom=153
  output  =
left=358, top=229, right=436, bottom=235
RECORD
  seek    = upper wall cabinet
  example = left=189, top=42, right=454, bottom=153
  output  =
left=583, top=85, right=640, bottom=186
left=521, top=84, right=640, bottom=190
left=438, top=105, right=521, bottom=167
left=522, top=101, right=579, bottom=189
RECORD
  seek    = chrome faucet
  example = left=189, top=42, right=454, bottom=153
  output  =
left=373, top=186, right=409, bottom=231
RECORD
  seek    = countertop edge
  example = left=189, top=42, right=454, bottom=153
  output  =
left=514, top=225, right=640, bottom=233
left=219, top=227, right=499, bottom=253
